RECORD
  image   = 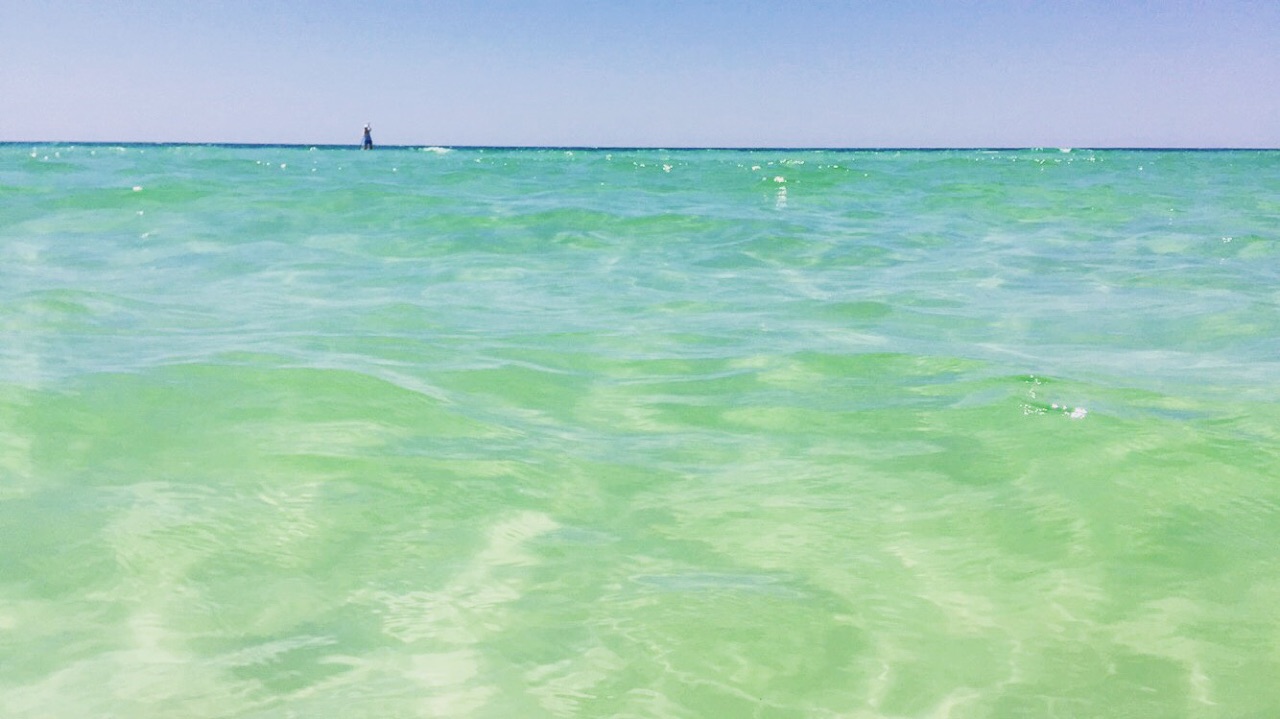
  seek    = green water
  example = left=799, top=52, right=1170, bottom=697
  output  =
left=2, top=145, right=1279, bottom=717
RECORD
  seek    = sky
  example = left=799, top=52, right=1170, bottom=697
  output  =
left=3, top=0, right=1278, bottom=148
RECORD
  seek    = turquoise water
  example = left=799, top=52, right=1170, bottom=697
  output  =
left=2, top=144, right=1278, bottom=717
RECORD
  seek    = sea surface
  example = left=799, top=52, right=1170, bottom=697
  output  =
left=1, top=144, right=1278, bottom=718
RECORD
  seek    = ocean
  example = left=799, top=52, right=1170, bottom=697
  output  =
left=1, top=144, right=1278, bottom=717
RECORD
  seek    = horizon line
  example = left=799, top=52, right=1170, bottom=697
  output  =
left=4, top=141, right=1278, bottom=152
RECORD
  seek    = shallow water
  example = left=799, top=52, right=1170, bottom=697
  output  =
left=2, top=144, right=1278, bottom=717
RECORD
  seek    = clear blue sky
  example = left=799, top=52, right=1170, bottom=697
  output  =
left=4, top=0, right=1278, bottom=147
